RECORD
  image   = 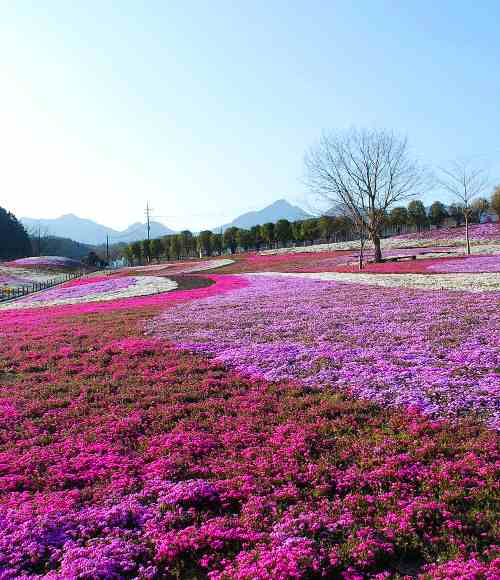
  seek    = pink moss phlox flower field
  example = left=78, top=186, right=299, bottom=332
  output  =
left=7, top=256, right=83, bottom=270
left=232, top=252, right=357, bottom=273
left=0, top=274, right=31, bottom=286
left=25, top=276, right=135, bottom=300
left=336, top=254, right=500, bottom=275
left=427, top=254, right=500, bottom=273
left=395, top=222, right=500, bottom=242
left=219, top=249, right=471, bottom=275
left=151, top=275, right=500, bottom=428
left=0, top=276, right=180, bottom=310
left=0, top=266, right=68, bottom=289
left=219, top=249, right=500, bottom=275
left=123, top=258, right=233, bottom=277
left=0, top=278, right=498, bottom=579
left=0, top=275, right=246, bottom=325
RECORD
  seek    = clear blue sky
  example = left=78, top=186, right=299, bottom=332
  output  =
left=1, top=0, right=499, bottom=230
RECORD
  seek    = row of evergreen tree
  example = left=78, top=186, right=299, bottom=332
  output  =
left=122, top=193, right=499, bottom=264
left=122, top=214, right=356, bottom=263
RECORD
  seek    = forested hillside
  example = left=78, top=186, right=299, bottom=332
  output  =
left=0, top=206, right=32, bottom=260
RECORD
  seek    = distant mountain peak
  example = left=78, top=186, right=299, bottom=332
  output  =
left=21, top=199, right=310, bottom=243
left=217, top=199, right=310, bottom=231
left=20, top=214, right=175, bottom=245
left=269, top=198, right=291, bottom=207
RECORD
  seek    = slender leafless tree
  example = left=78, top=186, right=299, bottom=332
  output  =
left=25, top=224, right=50, bottom=256
left=438, top=160, right=489, bottom=255
left=304, top=128, right=428, bottom=262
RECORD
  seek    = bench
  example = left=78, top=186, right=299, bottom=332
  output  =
left=383, top=255, right=417, bottom=263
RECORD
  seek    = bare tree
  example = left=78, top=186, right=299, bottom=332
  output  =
left=438, top=160, right=489, bottom=255
left=305, top=128, right=428, bottom=262
left=25, top=224, right=50, bottom=256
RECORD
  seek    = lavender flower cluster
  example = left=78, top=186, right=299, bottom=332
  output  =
left=151, top=274, right=500, bottom=427
left=9, top=256, right=83, bottom=268
left=427, top=254, right=500, bottom=273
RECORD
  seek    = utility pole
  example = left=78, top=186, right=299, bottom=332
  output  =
left=38, top=226, right=41, bottom=257
left=106, top=234, right=109, bottom=265
left=145, top=202, right=153, bottom=263
left=145, top=202, right=152, bottom=242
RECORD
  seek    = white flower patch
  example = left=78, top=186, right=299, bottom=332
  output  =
left=0, top=266, right=66, bottom=288
left=251, top=271, right=500, bottom=292
left=0, top=276, right=178, bottom=310
left=182, top=259, right=234, bottom=273
left=121, top=258, right=234, bottom=275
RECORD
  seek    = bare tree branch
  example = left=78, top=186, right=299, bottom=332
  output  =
left=438, top=159, right=489, bottom=254
left=304, top=128, right=429, bottom=261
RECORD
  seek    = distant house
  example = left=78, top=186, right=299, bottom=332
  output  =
left=480, top=210, right=499, bottom=223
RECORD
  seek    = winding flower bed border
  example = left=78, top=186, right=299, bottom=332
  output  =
left=0, top=275, right=248, bottom=328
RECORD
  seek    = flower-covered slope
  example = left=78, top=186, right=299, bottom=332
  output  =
left=0, top=286, right=498, bottom=579
left=426, top=254, right=500, bottom=273
left=7, top=256, right=83, bottom=270
left=261, top=223, right=500, bottom=256
left=219, top=250, right=500, bottom=276
left=151, top=274, right=500, bottom=428
left=395, top=222, right=500, bottom=242
left=0, top=266, right=67, bottom=289
left=124, top=258, right=234, bottom=276
left=259, top=270, right=500, bottom=292
left=0, top=275, right=177, bottom=310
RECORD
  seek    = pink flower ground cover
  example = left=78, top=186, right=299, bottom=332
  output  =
left=123, top=258, right=232, bottom=277
left=18, top=276, right=136, bottom=303
left=219, top=249, right=466, bottom=275
left=0, top=274, right=498, bottom=578
left=60, top=276, right=109, bottom=288
left=0, top=274, right=31, bottom=286
left=335, top=259, right=458, bottom=274
left=339, top=253, right=500, bottom=274
left=0, top=275, right=246, bottom=326
left=427, top=254, right=500, bottom=273
left=8, top=256, right=83, bottom=270
left=218, top=252, right=359, bottom=274
left=151, top=275, right=500, bottom=428
left=394, top=223, right=500, bottom=242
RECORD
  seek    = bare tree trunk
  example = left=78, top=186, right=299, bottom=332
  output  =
left=358, top=227, right=365, bottom=270
left=465, top=215, right=471, bottom=255
left=372, top=235, right=382, bottom=262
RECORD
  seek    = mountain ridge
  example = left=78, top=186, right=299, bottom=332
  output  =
left=21, top=199, right=311, bottom=244
left=216, top=199, right=311, bottom=232
left=20, top=214, right=175, bottom=245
